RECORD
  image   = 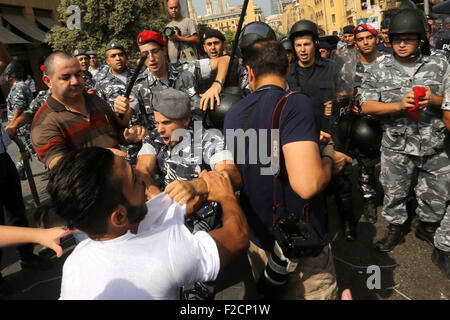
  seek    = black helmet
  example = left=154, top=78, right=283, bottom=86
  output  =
left=350, top=117, right=382, bottom=157
left=3, top=61, right=24, bottom=79
left=207, top=86, right=243, bottom=129
left=239, top=22, right=276, bottom=55
left=388, top=9, right=426, bottom=37
left=280, top=37, right=293, bottom=52
left=289, top=20, right=319, bottom=41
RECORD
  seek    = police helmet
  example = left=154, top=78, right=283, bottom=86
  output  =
left=388, top=9, right=426, bottom=37
left=388, top=9, right=430, bottom=55
left=350, top=117, right=382, bottom=157
left=207, top=86, right=243, bottom=129
left=289, top=20, right=319, bottom=42
left=238, top=22, right=276, bottom=55
left=280, top=38, right=293, bottom=52
left=4, top=61, right=24, bottom=79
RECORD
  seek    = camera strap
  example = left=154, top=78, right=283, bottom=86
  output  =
left=269, top=91, right=306, bottom=226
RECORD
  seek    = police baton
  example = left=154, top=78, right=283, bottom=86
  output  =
left=12, top=136, right=40, bottom=206
left=120, top=51, right=149, bottom=128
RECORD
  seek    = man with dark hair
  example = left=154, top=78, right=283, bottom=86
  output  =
left=31, top=52, right=146, bottom=169
left=224, top=39, right=351, bottom=299
left=287, top=21, right=356, bottom=241
left=136, top=87, right=241, bottom=299
left=73, top=49, right=95, bottom=94
left=338, top=24, right=385, bottom=224
left=95, top=42, right=143, bottom=164
left=202, top=29, right=226, bottom=59
left=41, top=147, right=248, bottom=299
left=378, top=19, right=393, bottom=54
left=361, top=9, right=449, bottom=258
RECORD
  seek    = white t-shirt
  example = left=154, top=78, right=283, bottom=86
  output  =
left=59, top=193, right=220, bottom=300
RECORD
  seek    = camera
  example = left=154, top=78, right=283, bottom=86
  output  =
left=257, top=213, right=325, bottom=298
left=163, top=26, right=181, bottom=37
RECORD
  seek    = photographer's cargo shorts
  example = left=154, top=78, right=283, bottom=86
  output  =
left=248, top=241, right=338, bottom=300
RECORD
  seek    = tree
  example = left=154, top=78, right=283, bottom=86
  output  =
left=45, top=0, right=170, bottom=64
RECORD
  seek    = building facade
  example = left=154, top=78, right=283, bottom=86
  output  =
left=199, top=0, right=264, bottom=33
left=0, top=0, right=59, bottom=98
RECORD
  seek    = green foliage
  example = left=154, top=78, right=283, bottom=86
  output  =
left=45, top=0, right=170, bottom=64
left=224, top=30, right=236, bottom=53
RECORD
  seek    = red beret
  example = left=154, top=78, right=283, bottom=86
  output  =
left=40, top=65, right=45, bottom=72
left=137, top=30, right=167, bottom=47
left=353, top=24, right=378, bottom=37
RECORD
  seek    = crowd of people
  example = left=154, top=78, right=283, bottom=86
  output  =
left=0, top=0, right=449, bottom=300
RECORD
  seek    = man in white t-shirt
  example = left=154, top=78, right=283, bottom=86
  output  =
left=41, top=146, right=248, bottom=299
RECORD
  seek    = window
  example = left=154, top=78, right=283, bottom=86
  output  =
left=331, top=0, right=334, bottom=7
left=332, top=14, right=336, bottom=23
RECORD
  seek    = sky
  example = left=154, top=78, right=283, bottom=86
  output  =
left=191, top=0, right=272, bottom=18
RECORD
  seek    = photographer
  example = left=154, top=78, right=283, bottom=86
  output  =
left=223, top=40, right=351, bottom=300
left=165, top=0, right=200, bottom=63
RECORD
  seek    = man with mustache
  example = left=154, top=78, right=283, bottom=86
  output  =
left=30, top=51, right=146, bottom=170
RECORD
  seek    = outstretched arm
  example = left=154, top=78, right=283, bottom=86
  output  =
left=0, top=226, right=72, bottom=258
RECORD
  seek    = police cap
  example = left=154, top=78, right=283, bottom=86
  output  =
left=73, top=49, right=89, bottom=58
left=343, top=25, right=355, bottom=34
left=203, top=29, right=226, bottom=43
left=153, top=88, right=191, bottom=120
left=106, top=42, right=127, bottom=55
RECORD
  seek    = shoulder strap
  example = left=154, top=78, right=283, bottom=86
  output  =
left=270, top=91, right=298, bottom=176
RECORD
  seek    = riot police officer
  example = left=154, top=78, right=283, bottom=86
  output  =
left=361, top=9, right=449, bottom=254
left=287, top=20, right=356, bottom=241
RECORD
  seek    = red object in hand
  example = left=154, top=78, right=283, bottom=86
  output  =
left=409, top=86, right=426, bottom=121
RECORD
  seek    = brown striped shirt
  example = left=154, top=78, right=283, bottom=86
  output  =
left=31, top=93, right=123, bottom=167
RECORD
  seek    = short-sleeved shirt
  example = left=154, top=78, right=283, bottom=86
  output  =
left=31, top=93, right=123, bottom=167
left=138, top=125, right=233, bottom=187
left=166, top=17, right=199, bottom=63
left=59, top=193, right=220, bottom=300
left=361, top=54, right=448, bottom=156
left=95, top=67, right=143, bottom=126
left=138, top=125, right=233, bottom=225
left=6, top=80, right=33, bottom=119
left=24, top=89, right=50, bottom=119
left=223, top=85, right=329, bottom=251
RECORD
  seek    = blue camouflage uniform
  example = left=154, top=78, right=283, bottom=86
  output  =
left=6, top=80, right=34, bottom=156
left=361, top=54, right=450, bottom=232
left=133, top=59, right=213, bottom=129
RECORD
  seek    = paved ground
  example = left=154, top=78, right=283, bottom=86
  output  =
left=1, top=140, right=449, bottom=300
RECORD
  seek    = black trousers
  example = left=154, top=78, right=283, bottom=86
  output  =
left=0, top=152, right=34, bottom=271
